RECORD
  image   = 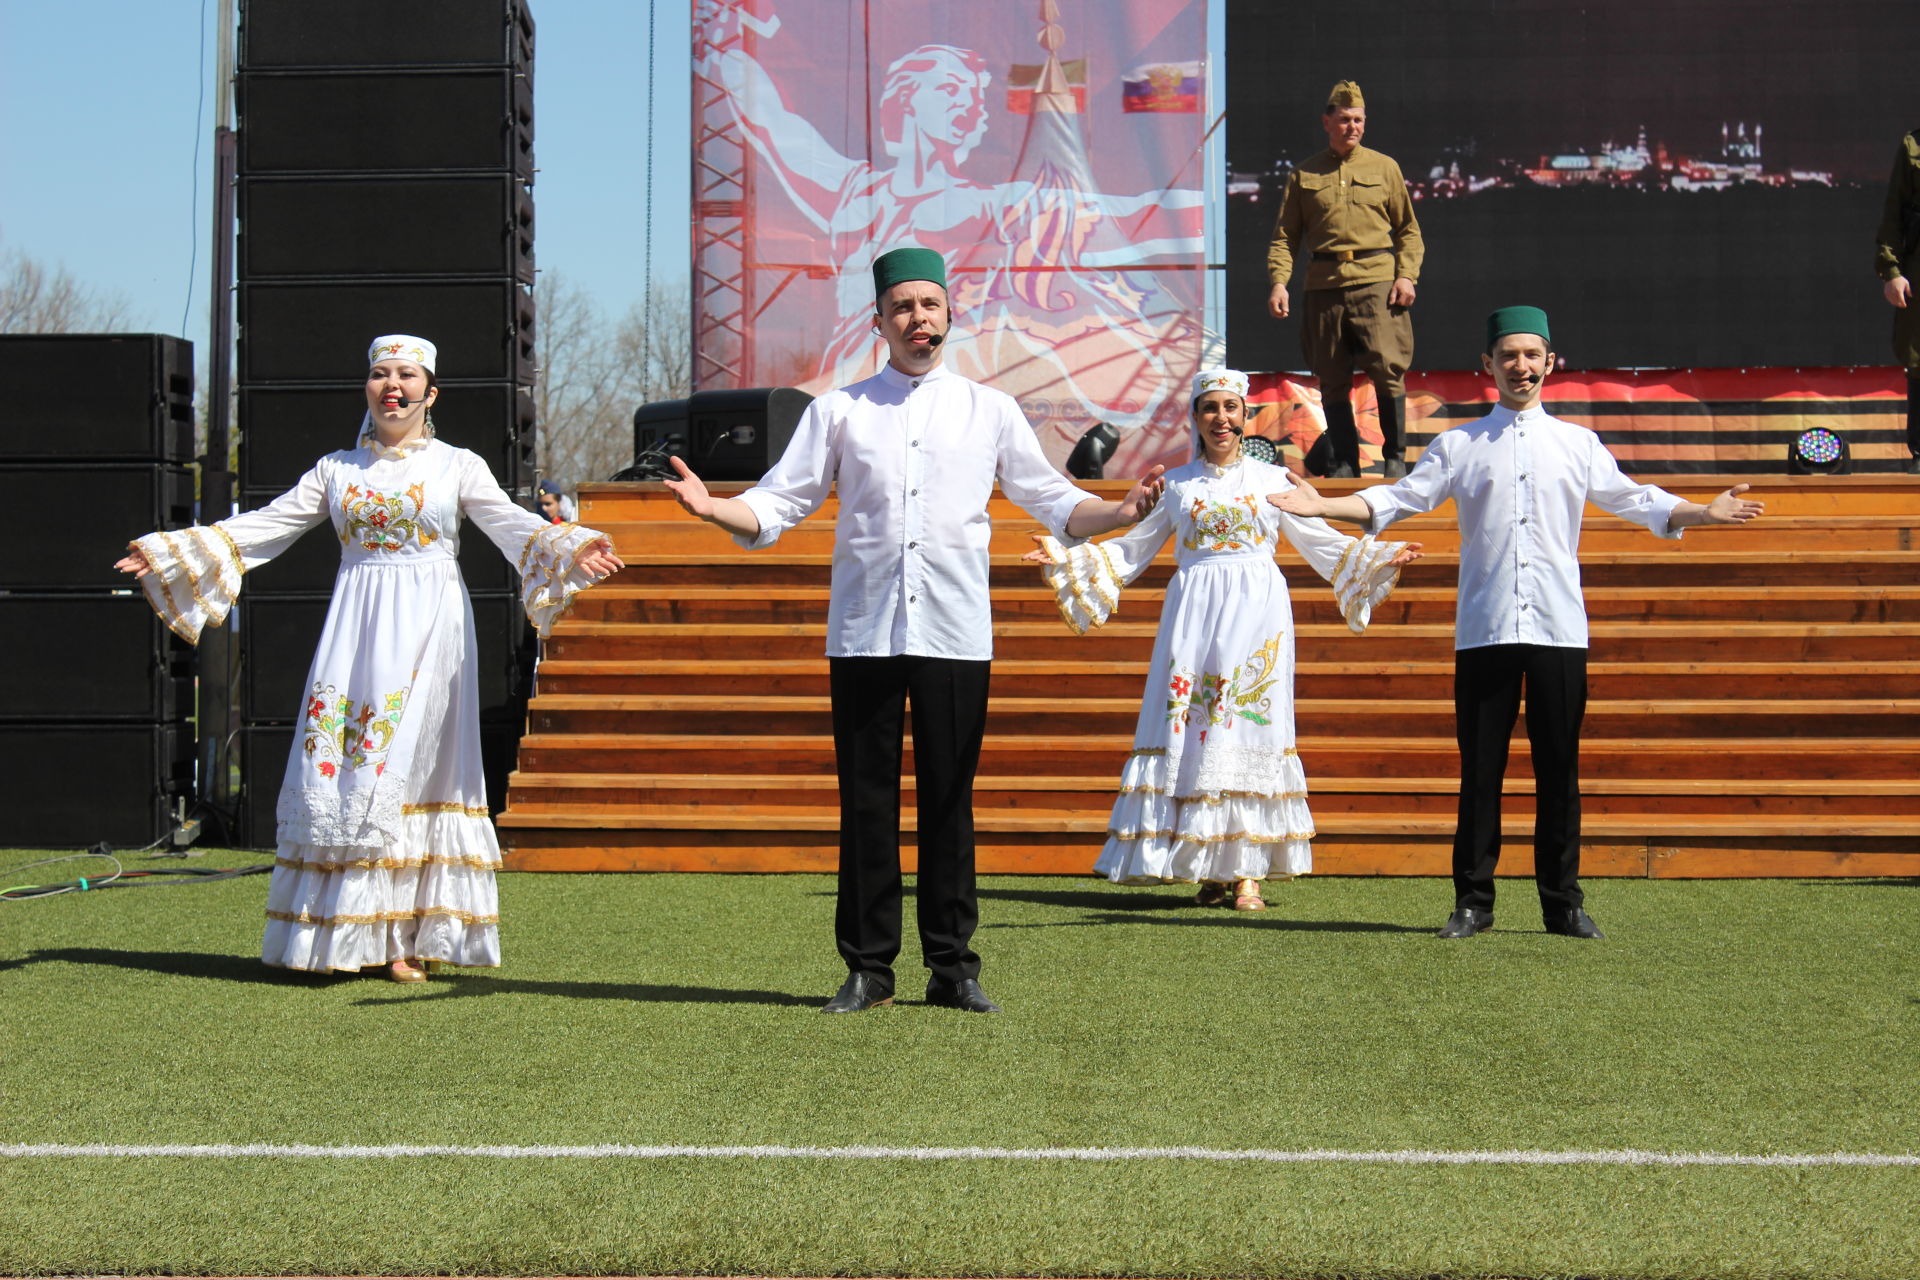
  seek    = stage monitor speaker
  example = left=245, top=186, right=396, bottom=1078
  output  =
left=0, top=594, right=193, bottom=722
left=238, top=717, right=523, bottom=848
left=4, top=464, right=195, bottom=591
left=239, top=382, right=533, bottom=492
left=241, top=175, right=533, bottom=282
left=239, top=279, right=533, bottom=384
left=0, top=722, right=191, bottom=848
left=239, top=593, right=529, bottom=724
left=684, top=387, right=814, bottom=482
left=0, top=334, right=194, bottom=462
left=240, top=0, right=532, bottom=71
left=633, top=397, right=689, bottom=462
left=237, top=69, right=532, bottom=179
left=234, top=486, right=518, bottom=597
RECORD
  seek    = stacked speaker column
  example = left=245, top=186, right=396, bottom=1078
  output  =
left=234, top=0, right=537, bottom=846
left=0, top=336, right=199, bottom=846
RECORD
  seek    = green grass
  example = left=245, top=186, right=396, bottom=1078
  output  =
left=2, top=849, right=1916, bottom=1278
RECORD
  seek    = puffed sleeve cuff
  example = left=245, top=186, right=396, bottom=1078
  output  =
left=730, top=489, right=785, bottom=550
left=1033, top=534, right=1124, bottom=635
left=1328, top=535, right=1409, bottom=634
left=517, top=521, right=612, bottom=638
left=130, top=525, right=247, bottom=644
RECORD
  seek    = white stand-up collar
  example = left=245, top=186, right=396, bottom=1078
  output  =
left=877, top=360, right=951, bottom=392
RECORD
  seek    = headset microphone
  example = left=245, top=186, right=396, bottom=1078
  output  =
left=925, top=332, right=945, bottom=347
left=1228, top=425, right=1244, bottom=436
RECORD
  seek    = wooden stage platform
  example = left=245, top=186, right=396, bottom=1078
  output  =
left=499, top=475, right=1920, bottom=879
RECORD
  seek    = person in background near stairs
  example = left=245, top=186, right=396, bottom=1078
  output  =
left=1875, top=126, right=1920, bottom=474
left=1272, top=307, right=1764, bottom=942
left=1026, top=367, right=1420, bottom=914
left=663, top=247, right=1166, bottom=1014
left=1266, top=79, right=1424, bottom=480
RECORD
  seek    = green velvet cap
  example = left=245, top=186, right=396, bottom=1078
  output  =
left=1487, top=305, right=1551, bottom=348
left=872, top=246, right=948, bottom=298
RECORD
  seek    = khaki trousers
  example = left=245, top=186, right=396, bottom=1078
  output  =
left=1301, top=279, right=1413, bottom=399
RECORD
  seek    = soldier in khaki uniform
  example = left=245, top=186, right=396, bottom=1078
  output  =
left=1267, top=80, right=1424, bottom=478
left=1875, top=128, right=1920, bottom=473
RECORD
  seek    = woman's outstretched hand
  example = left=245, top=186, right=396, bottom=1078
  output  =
left=576, top=537, right=626, bottom=580
left=114, top=547, right=153, bottom=579
left=1021, top=533, right=1054, bottom=564
left=1388, top=541, right=1425, bottom=568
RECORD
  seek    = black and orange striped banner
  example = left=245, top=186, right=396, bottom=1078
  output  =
left=1247, top=368, right=1910, bottom=474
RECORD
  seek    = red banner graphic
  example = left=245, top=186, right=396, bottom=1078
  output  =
left=692, top=0, right=1210, bottom=476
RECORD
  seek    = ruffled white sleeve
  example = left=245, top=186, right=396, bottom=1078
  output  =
left=1030, top=497, right=1174, bottom=635
left=129, top=464, right=331, bottom=644
left=1277, top=508, right=1409, bottom=634
left=457, top=453, right=612, bottom=638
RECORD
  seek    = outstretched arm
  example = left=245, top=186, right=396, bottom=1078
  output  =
left=1065, top=465, right=1166, bottom=538
left=1266, top=475, right=1375, bottom=524
left=1668, top=483, right=1764, bottom=529
left=665, top=456, right=764, bottom=540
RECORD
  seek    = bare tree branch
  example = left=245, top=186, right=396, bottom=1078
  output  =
left=0, top=234, right=136, bottom=334
left=535, top=272, right=693, bottom=486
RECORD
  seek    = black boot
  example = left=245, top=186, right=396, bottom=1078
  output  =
left=1906, top=374, right=1919, bottom=474
left=1321, top=392, right=1360, bottom=478
left=1379, top=392, right=1407, bottom=478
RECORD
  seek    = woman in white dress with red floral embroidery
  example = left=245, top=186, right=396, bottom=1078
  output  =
left=1029, top=368, right=1420, bottom=910
left=116, top=335, right=623, bottom=981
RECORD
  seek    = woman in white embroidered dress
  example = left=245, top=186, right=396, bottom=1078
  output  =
left=116, top=334, right=623, bottom=981
left=1028, top=368, right=1420, bottom=910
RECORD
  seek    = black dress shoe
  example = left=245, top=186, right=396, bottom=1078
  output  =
left=1327, top=461, right=1359, bottom=479
left=1544, top=908, right=1606, bottom=939
left=1437, top=907, right=1494, bottom=938
left=924, top=976, right=1002, bottom=1013
left=821, top=972, right=893, bottom=1013
left=1382, top=457, right=1408, bottom=479
left=1905, top=454, right=1920, bottom=475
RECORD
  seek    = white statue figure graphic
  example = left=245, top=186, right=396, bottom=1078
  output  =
left=696, top=0, right=1206, bottom=467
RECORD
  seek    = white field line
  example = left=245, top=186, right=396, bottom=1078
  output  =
left=2, top=1143, right=1917, bottom=1167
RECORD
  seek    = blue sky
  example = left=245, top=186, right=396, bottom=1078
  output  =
left=0, top=1, right=694, bottom=344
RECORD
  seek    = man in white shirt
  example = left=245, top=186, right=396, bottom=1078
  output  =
left=666, top=246, right=1166, bottom=1011
left=1272, top=306, right=1762, bottom=940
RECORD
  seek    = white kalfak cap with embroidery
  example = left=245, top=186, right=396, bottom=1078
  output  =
left=367, top=334, right=437, bottom=372
left=1192, top=367, right=1249, bottom=403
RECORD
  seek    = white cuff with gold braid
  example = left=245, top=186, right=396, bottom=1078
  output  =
left=1034, top=534, right=1124, bottom=636
left=131, top=525, right=246, bottom=645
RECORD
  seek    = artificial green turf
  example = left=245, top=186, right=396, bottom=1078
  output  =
left=2, top=850, right=1916, bottom=1278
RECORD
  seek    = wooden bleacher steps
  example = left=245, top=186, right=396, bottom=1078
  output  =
left=500, top=475, right=1920, bottom=878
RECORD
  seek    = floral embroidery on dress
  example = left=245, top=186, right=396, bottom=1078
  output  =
left=304, top=682, right=408, bottom=776
left=1165, top=629, right=1286, bottom=737
left=1181, top=494, right=1265, bottom=552
left=339, top=482, right=440, bottom=552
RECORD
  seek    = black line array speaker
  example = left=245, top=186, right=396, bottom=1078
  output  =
left=235, top=0, right=541, bottom=809
left=0, top=334, right=194, bottom=461
left=0, top=336, right=199, bottom=846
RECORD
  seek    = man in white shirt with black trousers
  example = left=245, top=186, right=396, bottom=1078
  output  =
left=1272, top=306, right=1763, bottom=940
left=666, top=246, right=1165, bottom=1011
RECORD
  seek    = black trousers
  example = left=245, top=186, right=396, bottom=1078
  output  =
left=829, top=655, right=991, bottom=992
left=1452, top=644, right=1587, bottom=917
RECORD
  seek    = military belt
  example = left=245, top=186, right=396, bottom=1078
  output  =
left=1311, top=248, right=1392, bottom=263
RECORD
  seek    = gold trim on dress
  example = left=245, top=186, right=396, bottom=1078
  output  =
left=274, top=853, right=499, bottom=874
left=1116, top=786, right=1309, bottom=804
left=264, top=906, right=499, bottom=928
left=400, top=802, right=493, bottom=817
left=212, top=523, right=247, bottom=580
left=1105, top=827, right=1317, bottom=845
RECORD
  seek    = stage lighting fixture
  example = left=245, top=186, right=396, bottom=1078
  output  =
left=1066, top=422, right=1121, bottom=479
left=1787, top=427, right=1849, bottom=475
left=1240, top=435, right=1278, bottom=465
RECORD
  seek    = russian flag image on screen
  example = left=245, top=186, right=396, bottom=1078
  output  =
left=1122, top=62, right=1202, bottom=113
